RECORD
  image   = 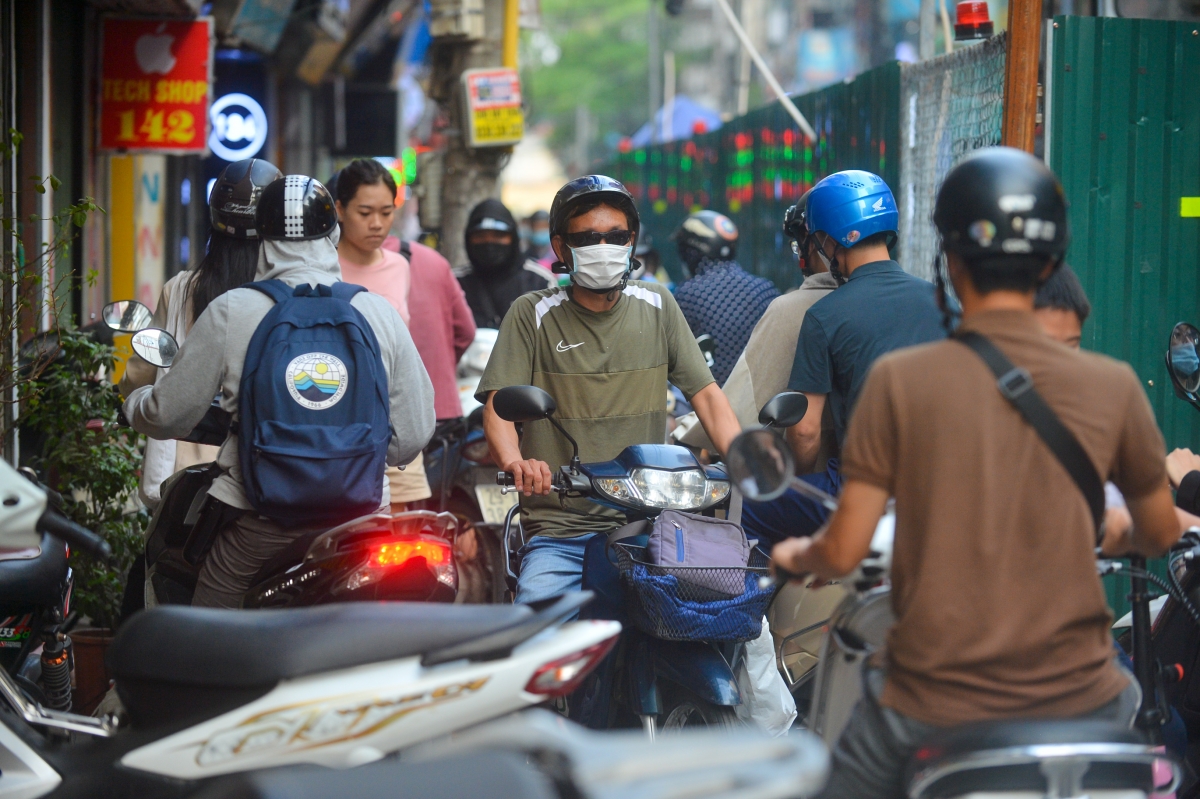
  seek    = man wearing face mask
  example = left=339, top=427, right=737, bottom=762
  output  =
left=522, top=210, right=554, bottom=266
left=456, top=199, right=557, bottom=329
left=477, top=175, right=742, bottom=605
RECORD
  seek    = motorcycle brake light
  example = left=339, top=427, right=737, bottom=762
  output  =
left=371, top=539, right=451, bottom=568
left=524, top=635, right=619, bottom=697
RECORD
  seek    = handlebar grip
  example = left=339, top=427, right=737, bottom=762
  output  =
left=497, top=471, right=515, bottom=487
left=37, top=510, right=112, bottom=561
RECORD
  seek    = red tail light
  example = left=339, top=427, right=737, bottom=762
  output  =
left=524, top=635, right=619, bottom=697
left=371, top=539, right=451, bottom=568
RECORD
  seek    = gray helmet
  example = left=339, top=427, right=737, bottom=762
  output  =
left=671, top=210, right=739, bottom=261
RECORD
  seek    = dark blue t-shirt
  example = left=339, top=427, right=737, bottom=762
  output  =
left=788, top=260, right=945, bottom=446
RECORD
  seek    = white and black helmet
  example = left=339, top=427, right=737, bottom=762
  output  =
left=255, top=175, right=338, bottom=241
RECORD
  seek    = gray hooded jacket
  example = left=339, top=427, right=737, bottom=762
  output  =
left=123, top=232, right=435, bottom=512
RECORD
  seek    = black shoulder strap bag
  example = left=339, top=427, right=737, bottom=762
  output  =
left=958, top=331, right=1106, bottom=535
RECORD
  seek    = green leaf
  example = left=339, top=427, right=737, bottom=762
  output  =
left=48, top=175, right=61, bottom=191
left=33, top=184, right=44, bottom=194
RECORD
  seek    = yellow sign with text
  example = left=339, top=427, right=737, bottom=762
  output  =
left=463, top=68, right=524, bottom=148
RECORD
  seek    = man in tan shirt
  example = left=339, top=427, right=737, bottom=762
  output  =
left=772, top=147, right=1181, bottom=799
left=682, top=193, right=838, bottom=474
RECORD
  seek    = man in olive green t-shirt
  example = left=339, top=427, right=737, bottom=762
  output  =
left=477, top=175, right=741, bottom=604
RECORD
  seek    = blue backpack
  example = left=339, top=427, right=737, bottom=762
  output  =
left=238, top=280, right=392, bottom=526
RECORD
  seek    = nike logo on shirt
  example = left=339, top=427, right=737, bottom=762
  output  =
left=556, top=340, right=584, bottom=352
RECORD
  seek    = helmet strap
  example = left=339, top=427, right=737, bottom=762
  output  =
left=933, top=252, right=961, bottom=335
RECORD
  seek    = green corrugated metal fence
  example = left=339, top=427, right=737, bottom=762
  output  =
left=1050, top=16, right=1200, bottom=451
left=1050, top=16, right=1200, bottom=618
left=604, top=62, right=900, bottom=288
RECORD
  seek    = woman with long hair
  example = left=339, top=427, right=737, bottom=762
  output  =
left=119, top=157, right=282, bottom=507
left=334, top=158, right=429, bottom=511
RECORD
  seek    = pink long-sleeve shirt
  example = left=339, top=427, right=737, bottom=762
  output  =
left=387, top=238, right=476, bottom=420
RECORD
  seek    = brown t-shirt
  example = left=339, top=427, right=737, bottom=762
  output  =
left=842, top=309, right=1167, bottom=726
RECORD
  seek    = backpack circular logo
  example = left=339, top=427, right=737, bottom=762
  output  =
left=285, top=353, right=349, bottom=410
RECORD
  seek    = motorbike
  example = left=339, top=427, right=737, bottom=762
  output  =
left=0, top=458, right=621, bottom=798
left=727, top=409, right=1183, bottom=799
left=490, top=384, right=808, bottom=734
left=104, top=302, right=461, bottom=610
left=414, top=328, right=513, bottom=603
left=195, top=709, right=831, bottom=799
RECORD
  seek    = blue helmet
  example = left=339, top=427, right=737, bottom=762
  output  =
left=806, top=170, right=898, bottom=249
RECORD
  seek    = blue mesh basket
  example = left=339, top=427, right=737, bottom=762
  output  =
left=613, top=543, right=774, bottom=642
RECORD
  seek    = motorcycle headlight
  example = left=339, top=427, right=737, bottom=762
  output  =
left=630, top=468, right=708, bottom=509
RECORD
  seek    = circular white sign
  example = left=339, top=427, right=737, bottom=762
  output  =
left=209, top=93, right=268, bottom=162
left=285, top=353, right=349, bottom=410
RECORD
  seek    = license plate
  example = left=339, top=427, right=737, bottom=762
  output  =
left=474, top=484, right=518, bottom=525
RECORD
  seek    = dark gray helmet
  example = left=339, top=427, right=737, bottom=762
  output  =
left=209, top=158, right=282, bottom=239
left=934, top=147, right=1069, bottom=267
left=548, top=175, right=640, bottom=238
left=671, top=210, right=738, bottom=261
left=255, top=176, right=338, bottom=241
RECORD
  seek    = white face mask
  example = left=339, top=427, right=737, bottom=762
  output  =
left=569, top=243, right=631, bottom=291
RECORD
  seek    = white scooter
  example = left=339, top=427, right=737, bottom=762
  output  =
left=197, top=709, right=832, bottom=799
left=727, top=414, right=1180, bottom=799
left=0, top=460, right=620, bottom=798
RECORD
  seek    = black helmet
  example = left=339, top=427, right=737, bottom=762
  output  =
left=782, top=188, right=813, bottom=243
left=255, top=175, right=338, bottom=241
left=671, top=210, right=738, bottom=261
left=934, top=147, right=1069, bottom=266
left=209, top=158, right=282, bottom=239
left=548, top=175, right=640, bottom=238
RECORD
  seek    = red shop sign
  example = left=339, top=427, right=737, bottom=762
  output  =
left=99, top=17, right=213, bottom=152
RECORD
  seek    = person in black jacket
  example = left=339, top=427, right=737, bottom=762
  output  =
left=455, top=199, right=556, bottom=329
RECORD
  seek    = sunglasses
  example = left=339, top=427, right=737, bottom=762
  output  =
left=565, top=230, right=634, bottom=248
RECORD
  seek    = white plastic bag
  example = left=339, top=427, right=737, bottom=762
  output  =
left=735, top=616, right=798, bottom=736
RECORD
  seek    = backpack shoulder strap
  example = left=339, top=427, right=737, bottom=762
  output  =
left=244, top=279, right=294, bottom=305
left=957, top=331, right=1105, bottom=532
left=330, top=282, right=367, bottom=302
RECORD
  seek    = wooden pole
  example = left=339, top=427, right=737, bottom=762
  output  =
left=1001, top=0, right=1043, bottom=152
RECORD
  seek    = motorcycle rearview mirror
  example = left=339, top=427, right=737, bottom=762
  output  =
left=130, top=328, right=179, bottom=368
left=758, top=391, right=809, bottom=429
left=493, top=385, right=557, bottom=423
left=726, top=428, right=841, bottom=510
left=1166, top=322, right=1200, bottom=411
left=726, top=429, right=794, bottom=501
left=491, top=385, right=581, bottom=473
left=102, top=300, right=154, bottom=333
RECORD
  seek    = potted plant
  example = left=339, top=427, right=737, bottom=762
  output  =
left=21, top=328, right=145, bottom=713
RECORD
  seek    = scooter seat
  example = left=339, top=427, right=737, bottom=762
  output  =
left=0, top=534, right=67, bottom=607
left=905, top=720, right=1157, bottom=799
left=109, top=602, right=533, bottom=729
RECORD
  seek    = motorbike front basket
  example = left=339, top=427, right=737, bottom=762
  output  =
left=612, top=543, right=773, bottom=642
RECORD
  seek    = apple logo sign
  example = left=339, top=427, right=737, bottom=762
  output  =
left=135, top=23, right=177, bottom=75
left=209, top=93, right=268, bottom=162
